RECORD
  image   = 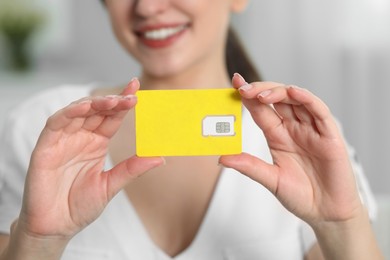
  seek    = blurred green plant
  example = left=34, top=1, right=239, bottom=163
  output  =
left=0, top=1, right=45, bottom=71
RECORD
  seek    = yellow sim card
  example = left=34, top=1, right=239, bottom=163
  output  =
left=135, top=88, right=242, bottom=156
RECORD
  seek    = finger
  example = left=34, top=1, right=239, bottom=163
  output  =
left=244, top=98, right=284, bottom=135
left=272, top=103, right=298, bottom=123
left=232, top=72, right=248, bottom=88
left=287, top=87, right=329, bottom=119
left=233, top=77, right=296, bottom=105
left=256, top=85, right=301, bottom=106
left=105, top=155, right=165, bottom=200
left=287, top=87, right=338, bottom=137
left=254, top=85, right=315, bottom=126
left=87, top=95, right=137, bottom=137
left=233, top=74, right=335, bottom=136
left=46, top=95, right=136, bottom=137
left=232, top=74, right=283, bottom=134
left=121, top=77, right=140, bottom=96
left=219, top=153, right=279, bottom=195
left=292, top=104, right=315, bottom=125
left=45, top=99, right=92, bottom=131
left=82, top=96, right=123, bottom=132
left=232, top=73, right=291, bottom=101
left=63, top=95, right=135, bottom=135
left=89, top=95, right=134, bottom=112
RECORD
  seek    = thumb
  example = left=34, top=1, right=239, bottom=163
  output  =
left=105, top=155, right=165, bottom=200
left=219, top=153, right=278, bottom=195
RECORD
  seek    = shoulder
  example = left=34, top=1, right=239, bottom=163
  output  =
left=9, top=84, right=95, bottom=120
left=0, top=83, right=99, bottom=188
left=0, top=84, right=96, bottom=223
left=5, top=84, right=95, bottom=134
left=0, top=84, right=98, bottom=163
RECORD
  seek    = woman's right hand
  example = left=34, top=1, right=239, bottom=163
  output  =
left=16, top=79, right=164, bottom=241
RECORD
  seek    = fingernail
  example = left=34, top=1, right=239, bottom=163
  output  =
left=289, top=85, right=303, bottom=91
left=258, top=89, right=271, bottom=98
left=123, top=95, right=137, bottom=100
left=95, top=96, right=106, bottom=101
left=239, top=84, right=253, bottom=92
left=79, top=99, right=92, bottom=104
left=106, top=95, right=120, bottom=99
left=161, top=157, right=166, bottom=165
left=127, top=77, right=138, bottom=86
left=234, top=73, right=248, bottom=84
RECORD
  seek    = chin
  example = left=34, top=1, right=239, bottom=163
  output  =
left=142, top=62, right=186, bottom=79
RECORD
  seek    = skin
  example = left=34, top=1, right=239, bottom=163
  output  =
left=0, top=0, right=384, bottom=259
left=223, top=75, right=383, bottom=260
left=105, top=0, right=242, bottom=88
left=0, top=80, right=165, bottom=259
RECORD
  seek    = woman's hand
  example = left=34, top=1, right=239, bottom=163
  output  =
left=17, top=79, right=164, bottom=241
left=220, top=74, right=363, bottom=226
left=220, top=74, right=384, bottom=259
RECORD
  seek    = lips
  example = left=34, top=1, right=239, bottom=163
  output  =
left=135, top=24, right=189, bottom=48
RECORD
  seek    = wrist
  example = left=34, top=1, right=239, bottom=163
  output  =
left=311, top=207, right=383, bottom=260
left=3, top=219, right=70, bottom=260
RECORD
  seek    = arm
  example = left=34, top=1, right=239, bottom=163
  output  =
left=0, top=221, right=69, bottom=260
left=312, top=207, right=381, bottom=260
left=305, top=243, right=325, bottom=260
left=220, top=74, right=384, bottom=259
left=0, top=235, right=9, bottom=257
left=0, top=79, right=164, bottom=260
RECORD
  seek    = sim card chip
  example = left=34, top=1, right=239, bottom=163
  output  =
left=216, top=122, right=230, bottom=133
left=203, top=115, right=235, bottom=136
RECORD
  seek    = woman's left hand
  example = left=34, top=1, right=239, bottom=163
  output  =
left=219, top=74, right=363, bottom=226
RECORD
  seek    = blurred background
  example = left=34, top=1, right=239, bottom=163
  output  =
left=0, top=0, right=389, bottom=257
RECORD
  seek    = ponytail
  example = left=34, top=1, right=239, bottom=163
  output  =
left=226, top=27, right=262, bottom=82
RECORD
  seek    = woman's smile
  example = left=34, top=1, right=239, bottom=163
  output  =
left=135, top=23, right=190, bottom=48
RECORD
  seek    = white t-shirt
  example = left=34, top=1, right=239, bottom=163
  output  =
left=0, top=85, right=377, bottom=260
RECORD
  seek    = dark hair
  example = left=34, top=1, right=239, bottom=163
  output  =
left=99, top=0, right=261, bottom=82
left=226, top=27, right=261, bottom=82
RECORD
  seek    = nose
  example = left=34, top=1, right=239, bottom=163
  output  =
left=134, top=0, right=170, bottom=18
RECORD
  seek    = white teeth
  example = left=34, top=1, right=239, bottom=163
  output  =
left=144, top=25, right=186, bottom=40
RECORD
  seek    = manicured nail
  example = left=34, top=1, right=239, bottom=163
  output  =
left=106, top=95, right=120, bottom=99
left=239, top=84, right=253, bottom=92
left=258, top=89, right=272, bottom=98
left=79, top=99, right=92, bottom=104
left=123, top=95, right=137, bottom=100
left=217, top=159, right=222, bottom=166
left=127, top=77, right=138, bottom=86
left=161, top=157, right=166, bottom=165
left=95, top=96, right=106, bottom=100
left=289, top=85, right=304, bottom=91
left=234, top=73, right=248, bottom=84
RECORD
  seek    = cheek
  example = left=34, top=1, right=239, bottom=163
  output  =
left=190, top=0, right=231, bottom=36
left=106, top=0, right=138, bottom=55
left=197, top=7, right=231, bottom=50
left=106, top=1, right=133, bottom=36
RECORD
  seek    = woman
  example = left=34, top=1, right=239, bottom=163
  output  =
left=0, top=0, right=383, bottom=259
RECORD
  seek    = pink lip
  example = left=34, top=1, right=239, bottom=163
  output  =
left=134, top=23, right=189, bottom=49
